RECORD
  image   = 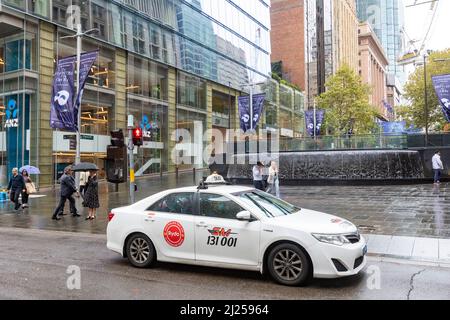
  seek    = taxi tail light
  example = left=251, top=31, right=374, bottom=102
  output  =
left=108, top=212, right=115, bottom=222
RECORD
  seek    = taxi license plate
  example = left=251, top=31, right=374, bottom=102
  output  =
left=362, top=244, right=368, bottom=256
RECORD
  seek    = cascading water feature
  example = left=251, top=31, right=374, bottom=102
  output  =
left=226, top=150, right=425, bottom=182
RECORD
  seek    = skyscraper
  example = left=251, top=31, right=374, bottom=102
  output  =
left=304, top=0, right=359, bottom=107
left=356, top=0, right=406, bottom=82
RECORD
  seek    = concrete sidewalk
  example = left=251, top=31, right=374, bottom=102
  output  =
left=364, top=234, right=450, bottom=267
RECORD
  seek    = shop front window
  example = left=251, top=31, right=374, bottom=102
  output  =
left=3, top=0, right=25, bottom=9
left=265, top=103, right=277, bottom=128
left=176, top=108, right=207, bottom=168
left=177, top=72, right=206, bottom=110
left=80, top=104, right=109, bottom=136
left=280, top=84, right=293, bottom=109
left=127, top=55, right=168, bottom=101
left=127, top=98, right=168, bottom=174
left=28, top=0, right=50, bottom=17
left=0, top=33, right=36, bottom=73
left=280, top=109, right=293, bottom=130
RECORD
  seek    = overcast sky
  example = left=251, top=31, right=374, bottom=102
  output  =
left=403, top=0, right=450, bottom=52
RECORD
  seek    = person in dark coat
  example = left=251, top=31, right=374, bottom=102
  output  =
left=52, top=166, right=80, bottom=220
left=7, top=168, right=26, bottom=211
left=84, top=170, right=99, bottom=220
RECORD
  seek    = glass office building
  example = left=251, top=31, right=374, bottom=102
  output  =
left=0, top=0, right=304, bottom=187
left=356, top=0, right=405, bottom=82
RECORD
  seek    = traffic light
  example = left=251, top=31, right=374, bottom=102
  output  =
left=106, top=129, right=127, bottom=184
left=132, top=127, right=143, bottom=146
left=110, top=129, right=125, bottom=147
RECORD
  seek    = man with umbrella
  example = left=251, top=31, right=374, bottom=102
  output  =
left=52, top=165, right=81, bottom=220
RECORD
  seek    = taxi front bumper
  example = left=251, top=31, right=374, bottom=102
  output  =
left=308, top=236, right=367, bottom=278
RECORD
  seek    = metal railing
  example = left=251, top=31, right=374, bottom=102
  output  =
left=228, top=134, right=408, bottom=153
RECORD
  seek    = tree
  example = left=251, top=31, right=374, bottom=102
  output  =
left=398, top=49, right=450, bottom=131
left=316, top=65, right=377, bottom=135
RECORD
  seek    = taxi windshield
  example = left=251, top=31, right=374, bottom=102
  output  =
left=233, top=190, right=301, bottom=218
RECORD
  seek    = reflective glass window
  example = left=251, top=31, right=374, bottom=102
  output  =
left=28, top=0, right=50, bottom=17
left=177, top=72, right=206, bottom=110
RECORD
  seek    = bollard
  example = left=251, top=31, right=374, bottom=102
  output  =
left=193, top=167, right=196, bottom=183
left=176, top=166, right=179, bottom=180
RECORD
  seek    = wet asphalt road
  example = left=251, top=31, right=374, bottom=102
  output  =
left=1, top=227, right=449, bottom=300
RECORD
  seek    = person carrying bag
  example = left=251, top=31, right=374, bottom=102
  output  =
left=22, top=169, right=36, bottom=208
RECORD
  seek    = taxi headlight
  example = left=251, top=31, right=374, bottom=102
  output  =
left=312, top=233, right=351, bottom=246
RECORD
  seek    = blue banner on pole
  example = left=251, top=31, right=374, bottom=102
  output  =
left=315, top=109, right=325, bottom=136
left=305, top=109, right=325, bottom=137
left=432, top=74, right=450, bottom=122
left=75, top=50, right=99, bottom=130
left=252, top=93, right=265, bottom=130
left=238, top=96, right=250, bottom=132
left=305, top=110, right=314, bottom=137
left=50, top=56, right=76, bottom=131
left=238, top=93, right=265, bottom=133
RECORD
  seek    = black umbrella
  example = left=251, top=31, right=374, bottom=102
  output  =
left=72, top=162, right=99, bottom=172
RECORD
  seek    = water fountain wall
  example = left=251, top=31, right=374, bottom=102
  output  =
left=226, top=150, right=425, bottom=182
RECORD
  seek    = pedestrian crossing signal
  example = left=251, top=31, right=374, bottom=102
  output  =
left=132, top=127, right=143, bottom=146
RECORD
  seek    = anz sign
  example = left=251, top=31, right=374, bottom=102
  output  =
left=5, top=99, right=19, bottom=128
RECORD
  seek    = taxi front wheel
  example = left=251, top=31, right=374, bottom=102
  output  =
left=267, top=243, right=312, bottom=286
left=126, top=233, right=156, bottom=268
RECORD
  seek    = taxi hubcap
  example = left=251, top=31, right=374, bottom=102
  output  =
left=273, top=249, right=303, bottom=281
left=130, top=238, right=150, bottom=263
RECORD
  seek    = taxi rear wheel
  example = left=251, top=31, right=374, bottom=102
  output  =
left=126, top=233, right=156, bottom=268
left=267, top=243, right=311, bottom=286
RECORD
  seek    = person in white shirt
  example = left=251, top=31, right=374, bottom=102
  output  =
left=266, top=161, right=280, bottom=198
left=432, top=151, right=444, bottom=184
left=79, top=171, right=88, bottom=195
left=252, top=161, right=264, bottom=190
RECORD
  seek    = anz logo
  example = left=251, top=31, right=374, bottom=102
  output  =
left=5, top=99, right=19, bottom=128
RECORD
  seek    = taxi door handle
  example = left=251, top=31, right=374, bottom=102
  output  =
left=144, top=217, right=155, bottom=222
left=196, top=222, right=208, bottom=228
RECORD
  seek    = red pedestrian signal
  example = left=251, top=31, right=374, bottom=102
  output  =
left=132, top=127, right=143, bottom=146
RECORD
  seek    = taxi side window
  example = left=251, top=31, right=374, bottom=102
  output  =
left=200, top=193, right=244, bottom=220
left=148, top=193, right=194, bottom=215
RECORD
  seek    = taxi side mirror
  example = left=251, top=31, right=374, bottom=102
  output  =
left=236, top=210, right=252, bottom=221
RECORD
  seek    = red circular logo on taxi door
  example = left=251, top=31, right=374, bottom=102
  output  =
left=163, top=221, right=185, bottom=247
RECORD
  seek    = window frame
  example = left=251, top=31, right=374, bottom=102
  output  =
left=199, top=192, right=249, bottom=221
left=147, top=192, right=198, bottom=216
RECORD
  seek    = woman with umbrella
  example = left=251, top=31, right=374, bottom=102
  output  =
left=72, top=163, right=100, bottom=220
left=19, top=165, right=39, bottom=209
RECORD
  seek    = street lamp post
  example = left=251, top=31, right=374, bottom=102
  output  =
left=61, top=24, right=99, bottom=188
left=424, top=54, right=429, bottom=146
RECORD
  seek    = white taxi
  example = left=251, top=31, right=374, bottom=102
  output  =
left=107, top=183, right=367, bottom=286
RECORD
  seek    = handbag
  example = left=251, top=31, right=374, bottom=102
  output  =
left=25, top=182, right=37, bottom=194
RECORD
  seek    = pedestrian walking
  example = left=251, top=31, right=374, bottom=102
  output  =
left=79, top=171, right=88, bottom=195
left=7, top=168, right=25, bottom=211
left=21, top=169, right=36, bottom=208
left=266, top=161, right=280, bottom=198
left=432, top=150, right=444, bottom=184
left=52, top=166, right=80, bottom=220
left=253, top=161, right=265, bottom=191
left=83, top=170, right=99, bottom=220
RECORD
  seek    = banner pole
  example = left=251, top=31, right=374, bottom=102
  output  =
left=75, top=24, right=82, bottom=189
